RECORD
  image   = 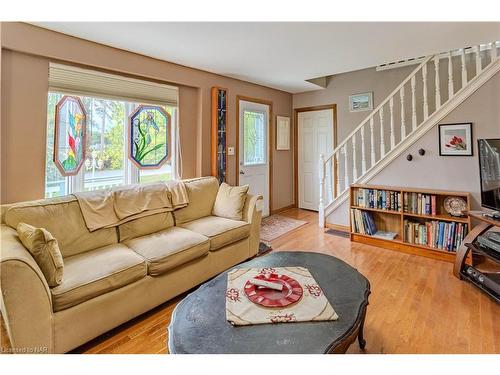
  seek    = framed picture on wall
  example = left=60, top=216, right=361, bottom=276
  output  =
left=349, top=92, right=373, bottom=112
left=276, top=116, right=291, bottom=150
left=438, top=122, right=473, bottom=156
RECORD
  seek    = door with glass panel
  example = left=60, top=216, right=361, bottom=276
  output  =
left=238, top=100, right=270, bottom=217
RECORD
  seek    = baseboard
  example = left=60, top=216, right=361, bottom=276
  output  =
left=271, top=204, right=296, bottom=215
left=325, top=223, right=350, bottom=233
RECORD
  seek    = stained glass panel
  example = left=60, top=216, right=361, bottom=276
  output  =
left=54, top=96, right=87, bottom=176
left=129, top=105, right=170, bottom=169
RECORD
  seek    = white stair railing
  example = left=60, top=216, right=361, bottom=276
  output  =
left=319, top=41, right=500, bottom=227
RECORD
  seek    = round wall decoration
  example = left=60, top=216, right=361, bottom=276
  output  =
left=129, top=105, right=171, bottom=169
left=53, top=95, right=87, bottom=176
left=443, top=196, right=467, bottom=217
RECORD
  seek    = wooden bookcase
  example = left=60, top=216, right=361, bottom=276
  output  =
left=349, top=184, right=472, bottom=263
left=211, top=87, right=228, bottom=183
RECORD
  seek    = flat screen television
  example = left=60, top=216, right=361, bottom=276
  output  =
left=478, top=138, right=500, bottom=211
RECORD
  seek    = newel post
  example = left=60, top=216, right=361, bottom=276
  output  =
left=319, top=153, right=325, bottom=228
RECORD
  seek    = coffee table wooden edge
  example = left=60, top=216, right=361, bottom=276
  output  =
left=325, top=284, right=371, bottom=353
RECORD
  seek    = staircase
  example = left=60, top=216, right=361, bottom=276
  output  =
left=319, top=42, right=500, bottom=227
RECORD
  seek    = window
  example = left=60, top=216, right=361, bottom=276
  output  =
left=45, top=93, right=177, bottom=198
left=45, top=63, right=179, bottom=198
left=243, top=110, right=266, bottom=165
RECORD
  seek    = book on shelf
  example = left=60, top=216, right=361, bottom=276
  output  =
left=354, top=188, right=400, bottom=211
left=351, top=208, right=398, bottom=239
left=403, top=219, right=468, bottom=252
left=403, top=192, right=439, bottom=216
left=351, top=208, right=377, bottom=235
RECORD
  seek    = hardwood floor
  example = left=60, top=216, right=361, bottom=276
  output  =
left=1, top=208, right=499, bottom=354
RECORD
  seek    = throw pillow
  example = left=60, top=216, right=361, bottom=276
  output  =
left=212, top=183, right=249, bottom=221
left=16, top=222, right=64, bottom=287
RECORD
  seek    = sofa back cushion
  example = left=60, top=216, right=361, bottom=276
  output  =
left=4, top=196, right=117, bottom=258
left=173, top=177, right=220, bottom=225
left=118, top=211, right=174, bottom=242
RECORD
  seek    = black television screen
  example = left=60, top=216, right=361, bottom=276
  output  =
left=478, top=138, right=500, bottom=211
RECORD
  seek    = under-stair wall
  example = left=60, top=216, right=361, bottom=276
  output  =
left=328, top=70, right=500, bottom=226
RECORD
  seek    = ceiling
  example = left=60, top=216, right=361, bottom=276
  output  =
left=33, top=22, right=500, bottom=93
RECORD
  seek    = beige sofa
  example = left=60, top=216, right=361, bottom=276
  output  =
left=0, top=177, right=262, bottom=353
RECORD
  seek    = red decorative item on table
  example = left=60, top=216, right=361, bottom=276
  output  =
left=244, top=273, right=303, bottom=308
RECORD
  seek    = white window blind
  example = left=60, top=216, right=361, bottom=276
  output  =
left=48, top=63, right=178, bottom=106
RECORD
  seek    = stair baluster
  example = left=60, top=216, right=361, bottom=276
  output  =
left=434, top=56, right=441, bottom=109
left=476, top=45, right=482, bottom=74
left=461, top=48, right=467, bottom=87
left=343, top=144, right=349, bottom=190
left=352, top=134, right=358, bottom=181
left=335, top=151, right=340, bottom=199
left=389, top=97, right=395, bottom=149
left=360, top=124, right=366, bottom=174
left=370, top=117, right=376, bottom=167
left=448, top=51, right=454, bottom=98
left=411, top=76, right=417, bottom=131
left=400, top=87, right=406, bottom=141
left=379, top=107, right=385, bottom=158
left=423, top=63, right=429, bottom=119
left=318, top=153, right=325, bottom=228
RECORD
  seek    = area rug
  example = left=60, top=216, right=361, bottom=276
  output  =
left=257, top=242, right=273, bottom=257
left=260, top=215, right=308, bottom=243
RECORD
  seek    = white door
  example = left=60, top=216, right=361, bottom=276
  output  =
left=239, top=100, right=270, bottom=217
left=298, top=109, right=334, bottom=211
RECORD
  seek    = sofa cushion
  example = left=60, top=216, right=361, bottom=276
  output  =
left=51, top=244, right=147, bottom=312
left=16, top=222, right=64, bottom=287
left=173, top=177, right=220, bottom=225
left=123, top=227, right=210, bottom=276
left=179, top=216, right=250, bottom=251
left=4, top=196, right=118, bottom=258
left=118, top=211, right=174, bottom=242
left=212, top=183, right=249, bottom=221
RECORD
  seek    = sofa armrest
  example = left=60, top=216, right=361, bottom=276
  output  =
left=242, top=194, right=263, bottom=257
left=242, top=194, right=263, bottom=223
left=0, top=225, right=53, bottom=353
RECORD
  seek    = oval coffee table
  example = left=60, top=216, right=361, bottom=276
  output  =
left=168, top=251, right=370, bottom=354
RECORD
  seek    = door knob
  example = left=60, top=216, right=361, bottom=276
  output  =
left=239, top=170, right=245, bottom=175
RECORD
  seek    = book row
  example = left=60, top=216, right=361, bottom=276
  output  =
left=404, top=219, right=468, bottom=252
left=403, top=192, right=437, bottom=215
left=353, top=188, right=401, bottom=211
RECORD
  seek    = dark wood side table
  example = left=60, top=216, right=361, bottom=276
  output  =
left=454, top=211, right=500, bottom=278
left=454, top=211, right=500, bottom=302
left=168, top=251, right=370, bottom=354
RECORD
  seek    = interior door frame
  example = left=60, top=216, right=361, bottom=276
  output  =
left=236, top=95, right=273, bottom=215
left=294, top=104, right=338, bottom=208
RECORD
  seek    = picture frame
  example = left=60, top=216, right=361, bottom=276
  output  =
left=438, top=122, right=473, bottom=156
left=276, top=116, right=291, bottom=150
left=349, top=92, right=373, bottom=112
